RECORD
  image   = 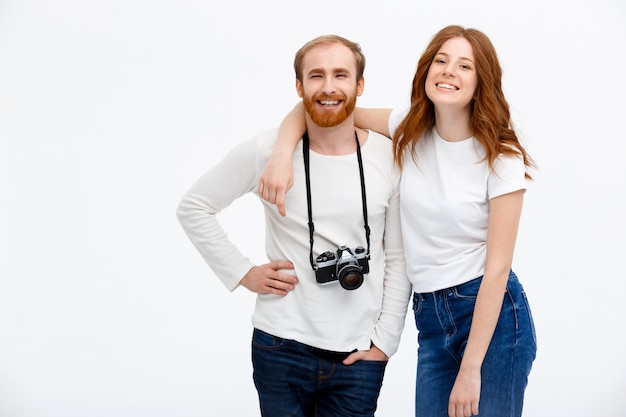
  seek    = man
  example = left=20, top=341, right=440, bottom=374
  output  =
left=177, top=35, right=411, bottom=417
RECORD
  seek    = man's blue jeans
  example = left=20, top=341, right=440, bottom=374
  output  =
left=412, top=271, right=537, bottom=417
left=251, top=328, right=387, bottom=417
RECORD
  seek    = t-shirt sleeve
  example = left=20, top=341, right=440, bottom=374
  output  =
left=488, top=153, right=527, bottom=199
left=388, top=108, right=409, bottom=138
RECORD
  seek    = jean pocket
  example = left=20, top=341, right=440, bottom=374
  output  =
left=357, top=358, right=389, bottom=368
left=252, top=328, right=285, bottom=350
left=451, top=277, right=481, bottom=300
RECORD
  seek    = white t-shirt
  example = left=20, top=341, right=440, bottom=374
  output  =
left=389, top=108, right=527, bottom=292
left=177, top=128, right=412, bottom=357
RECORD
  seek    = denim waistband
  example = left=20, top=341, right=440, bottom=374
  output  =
left=307, top=345, right=357, bottom=362
left=416, top=270, right=518, bottom=298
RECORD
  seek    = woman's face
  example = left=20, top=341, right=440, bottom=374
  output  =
left=425, top=36, right=478, bottom=112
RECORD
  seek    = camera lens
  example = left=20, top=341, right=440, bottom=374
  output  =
left=338, top=266, right=364, bottom=290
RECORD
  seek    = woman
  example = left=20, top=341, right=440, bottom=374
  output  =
left=259, top=25, right=537, bottom=417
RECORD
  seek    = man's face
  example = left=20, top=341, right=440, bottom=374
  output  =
left=297, top=43, right=364, bottom=128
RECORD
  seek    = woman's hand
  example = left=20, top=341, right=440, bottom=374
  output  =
left=448, top=367, right=481, bottom=417
left=258, top=154, right=294, bottom=216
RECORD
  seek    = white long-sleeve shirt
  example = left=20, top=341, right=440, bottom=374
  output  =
left=177, top=128, right=412, bottom=357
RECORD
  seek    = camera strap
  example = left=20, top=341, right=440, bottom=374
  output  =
left=302, top=131, right=371, bottom=269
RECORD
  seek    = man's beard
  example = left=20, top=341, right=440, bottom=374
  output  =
left=303, top=89, right=357, bottom=128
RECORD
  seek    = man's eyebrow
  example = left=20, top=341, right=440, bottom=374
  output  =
left=306, top=67, right=352, bottom=75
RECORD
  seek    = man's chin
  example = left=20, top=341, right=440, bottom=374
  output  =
left=311, top=117, right=345, bottom=128
left=307, top=108, right=352, bottom=128
left=304, top=95, right=356, bottom=128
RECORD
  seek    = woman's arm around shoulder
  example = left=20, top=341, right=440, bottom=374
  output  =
left=258, top=102, right=306, bottom=216
left=354, top=107, right=393, bottom=138
left=258, top=105, right=394, bottom=215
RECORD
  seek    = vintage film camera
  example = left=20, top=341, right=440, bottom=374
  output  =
left=313, top=245, right=369, bottom=290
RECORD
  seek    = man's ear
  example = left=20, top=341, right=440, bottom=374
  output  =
left=296, top=79, right=304, bottom=98
left=356, top=77, right=365, bottom=97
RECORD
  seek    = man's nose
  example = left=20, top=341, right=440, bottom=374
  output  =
left=321, top=77, right=337, bottom=94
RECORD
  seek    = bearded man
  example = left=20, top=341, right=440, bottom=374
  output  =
left=176, top=35, right=411, bottom=417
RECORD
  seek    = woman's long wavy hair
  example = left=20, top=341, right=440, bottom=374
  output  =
left=393, top=25, right=535, bottom=179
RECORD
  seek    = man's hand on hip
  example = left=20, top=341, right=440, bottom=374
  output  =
left=240, top=261, right=297, bottom=296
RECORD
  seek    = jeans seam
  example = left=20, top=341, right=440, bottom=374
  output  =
left=505, top=285, right=519, bottom=331
left=521, top=292, right=537, bottom=346
left=442, top=292, right=461, bottom=363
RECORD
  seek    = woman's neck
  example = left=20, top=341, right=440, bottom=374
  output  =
left=434, top=107, right=473, bottom=142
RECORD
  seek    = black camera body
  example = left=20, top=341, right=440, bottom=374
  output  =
left=314, top=245, right=369, bottom=290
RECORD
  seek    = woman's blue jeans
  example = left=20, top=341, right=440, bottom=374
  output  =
left=412, top=271, right=536, bottom=417
left=251, top=328, right=387, bottom=417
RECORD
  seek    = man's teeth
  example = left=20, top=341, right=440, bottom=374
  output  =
left=437, top=83, right=457, bottom=90
left=320, top=100, right=339, bottom=105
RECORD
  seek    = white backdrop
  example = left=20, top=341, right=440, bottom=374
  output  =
left=1, top=0, right=625, bottom=416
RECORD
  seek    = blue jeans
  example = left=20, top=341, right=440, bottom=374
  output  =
left=412, top=271, right=536, bottom=417
left=251, top=328, right=387, bottom=417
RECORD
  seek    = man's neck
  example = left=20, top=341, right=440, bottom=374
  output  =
left=305, top=116, right=360, bottom=155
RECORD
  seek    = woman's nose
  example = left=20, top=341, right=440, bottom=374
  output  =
left=443, top=64, right=455, bottom=77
